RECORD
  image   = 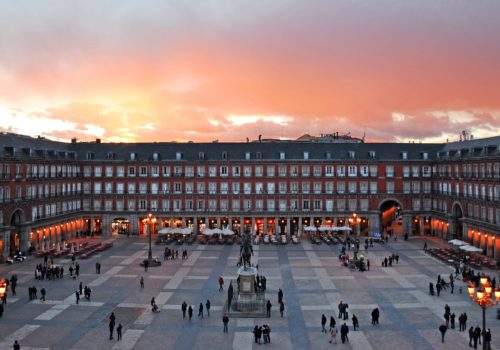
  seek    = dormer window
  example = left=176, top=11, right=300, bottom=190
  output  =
left=176, top=152, right=182, bottom=160
left=325, top=152, right=332, bottom=159
left=107, top=152, right=115, bottom=160
left=130, top=152, right=136, bottom=161
left=199, top=152, right=205, bottom=160
left=421, top=152, right=428, bottom=160
left=303, top=151, right=309, bottom=160
left=401, top=151, right=408, bottom=160
left=245, top=152, right=251, bottom=160
left=369, top=151, right=376, bottom=159
left=256, top=152, right=262, bottom=160
left=86, top=152, right=94, bottom=160
left=279, top=152, right=285, bottom=160
left=222, top=152, right=227, bottom=160
left=348, top=151, right=355, bottom=159
left=153, top=152, right=159, bottom=161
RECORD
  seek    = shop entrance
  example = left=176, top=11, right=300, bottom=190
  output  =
left=112, top=218, right=130, bottom=235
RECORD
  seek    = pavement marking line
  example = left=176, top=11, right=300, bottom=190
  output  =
left=164, top=267, right=190, bottom=289
left=35, top=304, right=70, bottom=320
left=113, top=274, right=138, bottom=278
left=148, top=275, right=172, bottom=279
left=236, top=318, right=255, bottom=327
left=350, top=330, right=374, bottom=350
left=182, top=250, right=202, bottom=266
left=134, top=291, right=172, bottom=325
left=0, top=325, right=41, bottom=349
left=381, top=267, right=415, bottom=288
left=305, top=250, right=322, bottom=266
left=118, top=303, right=148, bottom=308
left=313, top=268, right=336, bottom=290
left=88, top=266, right=125, bottom=287
left=233, top=332, right=253, bottom=350
left=110, top=329, right=144, bottom=350
left=120, top=250, right=146, bottom=265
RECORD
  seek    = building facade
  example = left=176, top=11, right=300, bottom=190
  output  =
left=1, top=133, right=499, bottom=258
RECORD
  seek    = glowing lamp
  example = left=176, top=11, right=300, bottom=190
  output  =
left=476, top=289, right=484, bottom=300
left=485, top=285, right=492, bottom=296
left=480, top=277, right=488, bottom=286
left=494, top=288, right=500, bottom=301
left=467, top=284, right=475, bottom=297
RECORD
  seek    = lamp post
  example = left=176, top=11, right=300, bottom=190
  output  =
left=349, top=213, right=362, bottom=239
left=467, top=278, right=500, bottom=350
left=140, top=213, right=161, bottom=267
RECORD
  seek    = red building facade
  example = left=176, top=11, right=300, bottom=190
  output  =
left=1, top=133, right=499, bottom=258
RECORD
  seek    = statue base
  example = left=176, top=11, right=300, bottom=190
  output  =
left=226, top=266, right=267, bottom=318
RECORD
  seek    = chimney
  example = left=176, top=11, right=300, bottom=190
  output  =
left=71, top=138, right=77, bottom=144
left=96, top=138, right=101, bottom=144
left=258, top=134, right=262, bottom=142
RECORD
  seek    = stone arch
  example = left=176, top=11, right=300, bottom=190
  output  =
left=378, top=198, right=404, bottom=235
left=378, top=198, right=404, bottom=212
left=9, top=208, right=25, bottom=254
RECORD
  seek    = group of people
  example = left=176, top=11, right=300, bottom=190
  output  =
left=381, top=253, right=399, bottom=267
left=34, top=263, right=65, bottom=280
left=252, top=325, right=272, bottom=344
left=163, top=247, right=185, bottom=260
left=180, top=299, right=211, bottom=319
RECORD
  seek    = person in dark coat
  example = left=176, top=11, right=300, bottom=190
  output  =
left=278, top=288, right=283, bottom=303
left=181, top=301, right=187, bottom=319
left=198, top=302, right=204, bottom=318
left=13, top=340, right=20, bottom=350
left=352, top=314, right=359, bottom=330
left=188, top=305, right=193, bottom=320
left=469, top=326, right=474, bottom=347
left=109, top=312, right=116, bottom=340
left=116, top=323, right=122, bottom=341
left=266, top=300, right=272, bottom=317
left=439, top=324, right=447, bottom=343
left=321, top=314, right=327, bottom=333
left=0, top=303, right=3, bottom=317
left=340, top=323, right=349, bottom=343
left=330, top=316, right=336, bottom=331
left=222, top=314, right=229, bottom=333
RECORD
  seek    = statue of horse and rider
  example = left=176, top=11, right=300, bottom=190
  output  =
left=240, top=232, right=253, bottom=268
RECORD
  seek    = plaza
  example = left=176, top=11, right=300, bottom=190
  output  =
left=0, top=235, right=498, bottom=350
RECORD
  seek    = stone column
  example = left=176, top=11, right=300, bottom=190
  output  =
left=275, top=219, right=279, bottom=236
left=287, top=218, right=291, bottom=238
left=251, top=217, right=255, bottom=235
left=101, top=215, right=112, bottom=236
left=368, top=214, right=380, bottom=236
left=298, top=217, right=302, bottom=237
left=419, top=217, right=425, bottom=236
left=129, top=215, right=139, bottom=235
left=402, top=214, right=412, bottom=236
left=240, top=216, right=244, bottom=235
left=264, top=218, right=268, bottom=235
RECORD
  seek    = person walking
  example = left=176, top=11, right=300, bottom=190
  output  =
left=439, top=323, right=447, bottom=343
left=144, top=259, right=149, bottom=272
left=206, top=299, right=211, bottom=316
left=140, top=276, right=144, bottom=289
left=75, top=291, right=80, bottom=304
left=109, top=312, right=116, bottom=340
left=79, top=282, right=83, bottom=295
left=222, top=314, right=229, bottom=333
left=330, top=316, right=336, bottom=331
left=484, top=328, right=492, bottom=350
left=367, top=259, right=370, bottom=271
left=188, top=305, right=193, bottom=321
left=181, top=301, right=187, bottom=319
left=40, top=287, right=46, bottom=302
left=218, top=276, right=224, bottom=291
left=340, top=323, right=349, bottom=344
left=371, top=308, right=379, bottom=325
left=198, top=302, right=204, bottom=318
left=13, top=340, right=20, bottom=350
left=329, top=326, right=337, bottom=344
left=321, top=314, right=327, bottom=333
left=473, top=326, right=481, bottom=348
left=279, top=301, right=285, bottom=317
left=253, top=325, right=260, bottom=344
left=352, top=314, right=359, bottom=331
left=450, top=313, right=455, bottom=329
left=278, top=288, right=283, bottom=304
left=469, top=326, right=474, bottom=347
left=116, top=323, right=122, bottom=341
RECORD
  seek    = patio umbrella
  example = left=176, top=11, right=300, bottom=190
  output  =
left=304, top=226, right=317, bottom=232
left=158, top=228, right=171, bottom=235
left=448, top=239, right=468, bottom=246
left=221, top=228, right=234, bottom=235
left=180, top=227, right=192, bottom=235
left=337, top=226, right=352, bottom=232
left=203, top=228, right=214, bottom=235
left=460, top=245, right=483, bottom=252
left=69, top=244, right=74, bottom=253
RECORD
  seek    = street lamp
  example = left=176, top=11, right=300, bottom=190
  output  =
left=349, top=213, right=362, bottom=239
left=467, top=278, right=500, bottom=350
left=142, top=213, right=161, bottom=267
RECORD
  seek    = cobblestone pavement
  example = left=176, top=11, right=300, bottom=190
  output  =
left=0, top=235, right=499, bottom=350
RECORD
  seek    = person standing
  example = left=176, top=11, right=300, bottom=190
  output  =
left=40, top=287, right=46, bottom=302
left=330, top=316, right=336, bottom=331
left=439, top=324, right=447, bottom=343
left=13, top=340, right=20, bottom=350
left=484, top=328, right=492, bottom=350
left=181, top=301, right=187, bottom=319
left=140, top=276, right=144, bottom=289
left=340, top=323, right=349, bottom=343
left=79, top=282, right=83, bottom=295
left=469, top=326, right=474, bottom=347
left=109, top=312, right=116, bottom=340
left=367, top=259, right=370, bottom=271
left=188, top=305, right=193, bottom=321
left=116, top=323, right=122, bottom=341
left=321, top=314, right=327, bottom=333
left=75, top=291, right=80, bottom=304
left=222, top=314, right=229, bottom=333
left=278, top=288, right=283, bottom=304
left=279, top=301, right=285, bottom=317
left=450, top=313, right=455, bottom=329
left=206, top=299, right=211, bottom=317
left=329, top=326, right=337, bottom=344
left=474, top=326, right=482, bottom=348
left=266, top=300, right=272, bottom=318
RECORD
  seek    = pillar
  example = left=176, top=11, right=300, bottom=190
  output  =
left=240, top=216, right=244, bottom=235
left=368, top=214, right=380, bottom=236
left=402, top=214, right=412, bottom=236
left=264, top=218, right=268, bottom=235
left=419, top=217, right=425, bottom=236
left=287, top=218, right=291, bottom=238
left=298, top=217, right=302, bottom=237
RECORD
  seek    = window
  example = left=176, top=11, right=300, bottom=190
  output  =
left=199, top=152, right=205, bottom=160
left=326, top=200, right=334, bottom=211
left=220, top=182, right=228, bottom=194
left=117, top=166, right=124, bottom=177
left=360, top=165, right=369, bottom=177
left=244, top=183, right=252, bottom=194
left=325, top=182, right=334, bottom=194
left=267, top=199, right=275, bottom=211
left=94, top=166, right=102, bottom=177
left=337, top=181, right=345, bottom=194
left=130, top=152, right=136, bottom=161
left=128, top=166, right=136, bottom=176
left=244, top=166, right=252, bottom=177
left=360, top=181, right=368, bottom=194
left=370, top=181, right=377, bottom=194
left=348, top=151, right=355, bottom=159
left=105, top=166, right=113, bottom=177
left=105, top=182, right=113, bottom=194
left=422, top=152, right=428, bottom=160
left=153, top=152, right=159, bottom=161
left=196, top=182, right=206, bottom=193
left=386, top=181, right=394, bottom=194
left=279, top=165, right=287, bottom=177
left=302, top=200, right=309, bottom=210
left=245, top=152, right=251, bottom=160
left=314, top=182, right=322, bottom=193
left=162, top=166, right=171, bottom=177
left=209, top=166, right=217, bottom=177
left=337, top=199, right=345, bottom=211
left=140, top=182, right=148, bottom=194
left=117, top=183, right=124, bottom=194
left=301, top=182, right=310, bottom=194
left=348, top=182, right=357, bottom=193
left=208, top=182, right=216, bottom=194
left=280, top=152, right=285, bottom=160
left=197, top=166, right=205, bottom=177
left=369, top=151, right=376, bottom=159
left=185, top=166, right=194, bottom=177
left=279, top=200, right=287, bottom=211
left=256, top=152, right=262, bottom=160
left=162, top=182, right=170, bottom=194
left=337, top=165, right=345, bottom=177
left=401, top=151, right=408, bottom=160
left=412, top=181, right=420, bottom=193
left=267, top=182, right=275, bottom=194
left=290, top=182, right=299, bottom=193
left=301, top=165, right=310, bottom=177
left=256, top=182, right=264, bottom=194
left=325, top=165, right=334, bottom=177
left=403, top=182, right=411, bottom=194
left=280, top=182, right=288, bottom=194
left=232, top=166, right=240, bottom=177
left=232, top=200, right=240, bottom=211
left=348, top=165, right=357, bottom=177
left=222, top=151, right=227, bottom=160
left=128, top=182, right=136, bottom=194
left=314, top=200, right=322, bottom=210
left=232, top=182, right=240, bottom=194
left=303, top=151, right=309, bottom=160
left=255, top=166, right=263, bottom=177
left=266, top=165, right=275, bottom=177
left=412, top=166, right=419, bottom=177
left=290, top=165, right=298, bottom=176
left=386, top=165, right=394, bottom=177
left=403, top=166, right=410, bottom=178
left=176, top=152, right=182, bottom=160
left=151, top=166, right=159, bottom=177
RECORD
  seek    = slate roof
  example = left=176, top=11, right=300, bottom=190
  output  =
left=0, top=132, right=498, bottom=162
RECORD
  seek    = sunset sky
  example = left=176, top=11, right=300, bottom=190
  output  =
left=1, top=1, right=499, bottom=143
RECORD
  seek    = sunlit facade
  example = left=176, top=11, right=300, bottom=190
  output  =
left=0, top=133, right=499, bottom=259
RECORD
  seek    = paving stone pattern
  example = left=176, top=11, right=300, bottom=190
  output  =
left=0, top=236, right=499, bottom=350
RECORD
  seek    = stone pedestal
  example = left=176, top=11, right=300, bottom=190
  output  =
left=226, top=266, right=266, bottom=317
